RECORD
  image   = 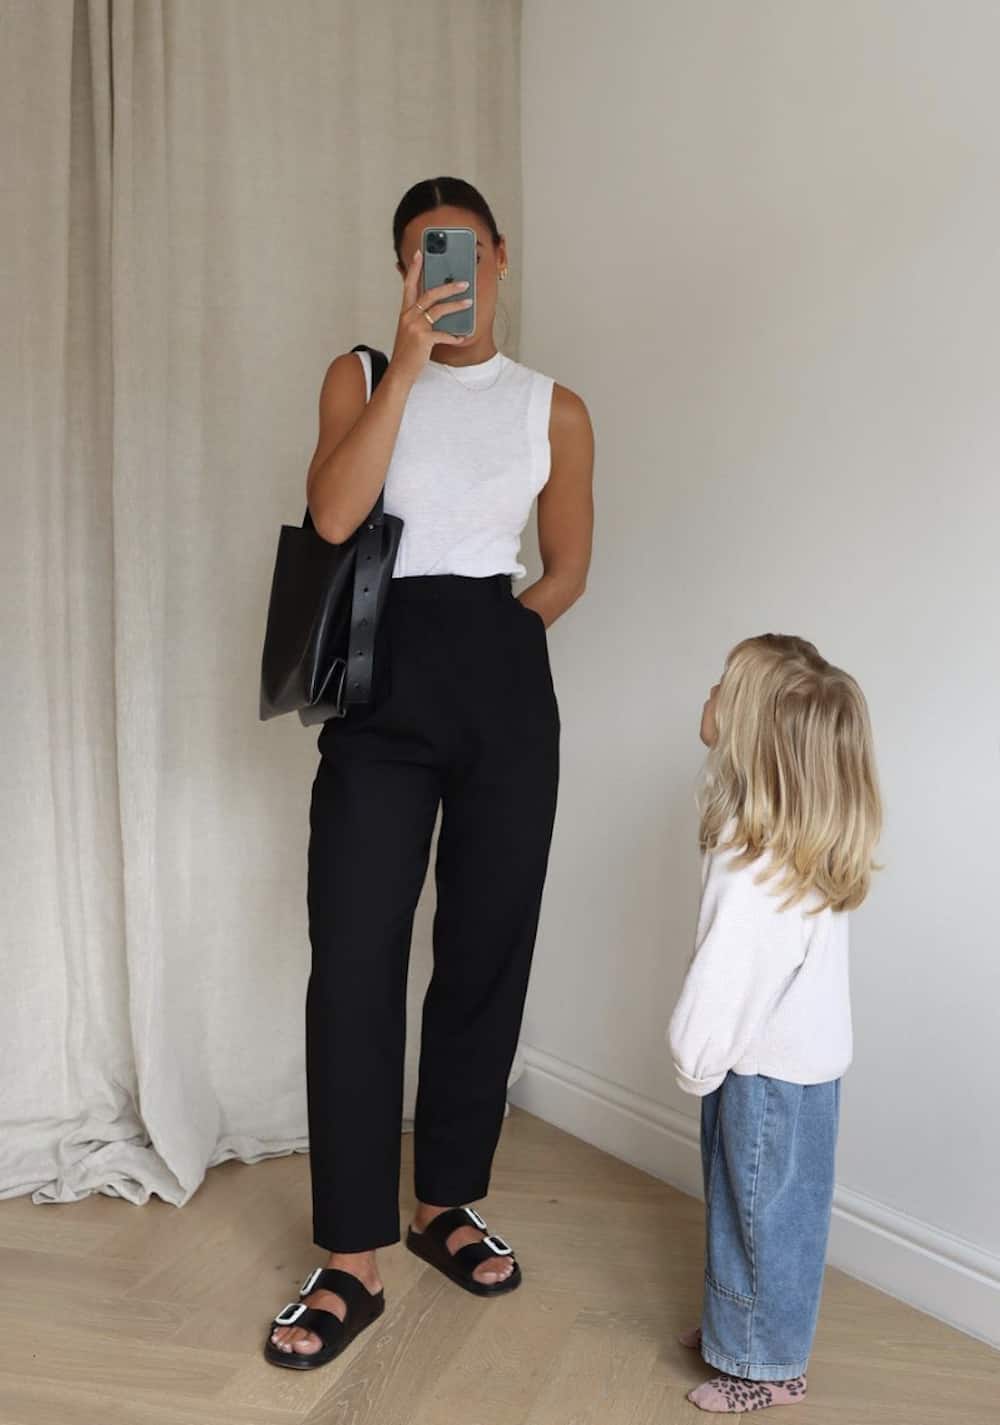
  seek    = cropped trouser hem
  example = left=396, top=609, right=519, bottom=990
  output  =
left=412, top=1175, right=491, bottom=1209
left=312, top=1178, right=493, bottom=1253
left=700, top=1340, right=809, bottom=1383
left=311, top=1225, right=403, bottom=1255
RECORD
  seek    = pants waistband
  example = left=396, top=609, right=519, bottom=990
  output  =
left=388, top=573, right=515, bottom=601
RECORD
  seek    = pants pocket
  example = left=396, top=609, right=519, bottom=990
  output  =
left=512, top=595, right=546, bottom=636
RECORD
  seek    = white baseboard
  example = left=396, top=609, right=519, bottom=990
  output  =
left=510, top=1044, right=1000, bottom=1349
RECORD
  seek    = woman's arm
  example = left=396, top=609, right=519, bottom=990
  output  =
left=306, top=251, right=472, bottom=543
left=667, top=850, right=805, bottom=1096
left=518, top=384, right=594, bottom=628
left=305, top=354, right=412, bottom=543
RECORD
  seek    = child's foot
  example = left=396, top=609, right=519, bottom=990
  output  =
left=688, top=1375, right=807, bottom=1412
left=678, top=1324, right=702, bottom=1349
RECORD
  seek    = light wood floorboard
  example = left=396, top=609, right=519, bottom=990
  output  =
left=0, top=1108, right=995, bottom=1423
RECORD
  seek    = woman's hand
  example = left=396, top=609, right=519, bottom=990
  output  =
left=390, top=249, right=472, bottom=384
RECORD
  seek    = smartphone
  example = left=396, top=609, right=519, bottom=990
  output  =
left=420, top=226, right=477, bottom=337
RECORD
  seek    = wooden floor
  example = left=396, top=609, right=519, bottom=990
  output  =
left=0, top=1108, right=996, bottom=1424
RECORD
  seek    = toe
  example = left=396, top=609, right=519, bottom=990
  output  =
left=292, top=1331, right=321, bottom=1354
left=688, top=1383, right=726, bottom=1412
left=474, top=1257, right=514, bottom=1286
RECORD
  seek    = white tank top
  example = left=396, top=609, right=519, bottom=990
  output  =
left=356, top=348, right=554, bottom=580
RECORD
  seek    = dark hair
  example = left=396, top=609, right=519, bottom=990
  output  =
left=392, top=177, right=502, bottom=261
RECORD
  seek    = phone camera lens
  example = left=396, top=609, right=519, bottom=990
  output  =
left=427, top=230, right=447, bottom=255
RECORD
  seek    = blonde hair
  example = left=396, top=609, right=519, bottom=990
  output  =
left=699, top=635, right=882, bottom=913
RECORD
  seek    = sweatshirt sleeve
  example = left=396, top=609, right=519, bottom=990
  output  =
left=667, top=848, right=805, bottom=1096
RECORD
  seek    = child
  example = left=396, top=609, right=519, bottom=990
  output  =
left=668, top=635, right=881, bottom=1413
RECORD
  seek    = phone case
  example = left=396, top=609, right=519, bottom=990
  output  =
left=421, top=227, right=477, bottom=337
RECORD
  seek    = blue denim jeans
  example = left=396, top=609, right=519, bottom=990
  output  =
left=699, top=1072, right=840, bottom=1381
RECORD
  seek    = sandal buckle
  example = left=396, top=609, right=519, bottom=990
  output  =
left=299, top=1267, right=322, bottom=1296
left=274, top=1301, right=307, bottom=1326
left=483, top=1234, right=512, bottom=1256
left=464, top=1206, right=488, bottom=1231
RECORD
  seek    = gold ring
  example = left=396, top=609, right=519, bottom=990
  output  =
left=414, top=301, right=426, bottom=313
left=422, top=309, right=435, bottom=327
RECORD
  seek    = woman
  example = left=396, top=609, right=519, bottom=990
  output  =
left=265, top=177, right=594, bottom=1368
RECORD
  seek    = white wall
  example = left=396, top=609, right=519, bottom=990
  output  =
left=514, top=0, right=1000, bottom=1344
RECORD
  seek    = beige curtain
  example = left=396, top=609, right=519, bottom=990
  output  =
left=1, top=0, right=522, bottom=1207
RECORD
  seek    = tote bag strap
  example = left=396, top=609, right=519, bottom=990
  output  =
left=350, top=344, right=390, bottom=519
left=344, top=345, right=391, bottom=706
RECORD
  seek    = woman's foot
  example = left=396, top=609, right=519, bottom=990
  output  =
left=688, top=1375, right=808, bottom=1412
left=678, top=1324, right=702, bottom=1349
left=269, top=1252, right=383, bottom=1356
left=410, top=1201, right=516, bottom=1287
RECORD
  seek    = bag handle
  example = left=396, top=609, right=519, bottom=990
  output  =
left=302, top=344, right=390, bottom=534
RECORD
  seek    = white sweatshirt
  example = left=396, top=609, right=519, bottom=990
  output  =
left=667, top=844, right=852, bottom=1096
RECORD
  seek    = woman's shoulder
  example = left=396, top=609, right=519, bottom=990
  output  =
left=550, top=381, right=590, bottom=429
left=507, top=355, right=588, bottom=412
left=321, top=348, right=370, bottom=394
left=523, top=371, right=592, bottom=454
left=312, top=350, right=369, bottom=435
left=325, top=345, right=391, bottom=402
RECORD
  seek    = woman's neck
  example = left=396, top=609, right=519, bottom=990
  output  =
left=430, top=338, right=499, bottom=369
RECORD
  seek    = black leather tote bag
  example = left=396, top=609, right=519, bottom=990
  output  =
left=259, top=346, right=402, bottom=726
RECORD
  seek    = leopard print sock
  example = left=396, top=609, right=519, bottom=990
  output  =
left=687, top=1374, right=807, bottom=1412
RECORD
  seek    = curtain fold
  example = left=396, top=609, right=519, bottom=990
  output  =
left=1, top=0, right=522, bottom=1207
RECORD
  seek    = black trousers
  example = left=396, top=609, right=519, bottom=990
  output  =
left=305, top=573, right=560, bottom=1252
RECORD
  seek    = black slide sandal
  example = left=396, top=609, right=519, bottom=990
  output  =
left=406, top=1205, right=522, bottom=1297
left=263, top=1266, right=385, bottom=1370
